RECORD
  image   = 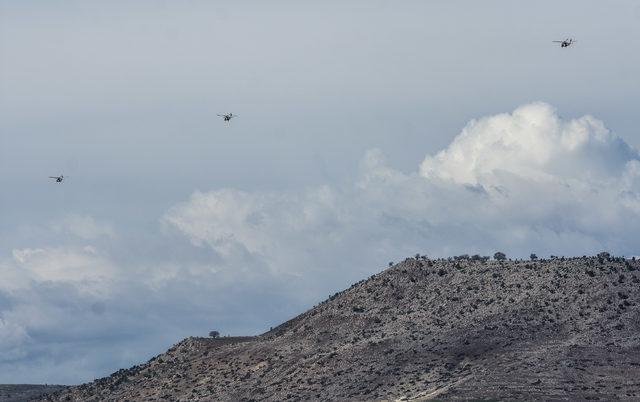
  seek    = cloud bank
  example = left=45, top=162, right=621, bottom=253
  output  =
left=167, top=103, right=640, bottom=264
left=1, top=103, right=639, bottom=384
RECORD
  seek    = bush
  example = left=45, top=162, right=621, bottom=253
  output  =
left=494, top=252, right=507, bottom=261
left=530, top=253, right=538, bottom=261
left=209, top=330, right=220, bottom=338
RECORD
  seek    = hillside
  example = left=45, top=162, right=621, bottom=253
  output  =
left=41, top=255, right=640, bottom=401
left=0, top=385, right=65, bottom=402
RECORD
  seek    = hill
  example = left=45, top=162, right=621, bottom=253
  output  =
left=41, top=255, right=640, bottom=401
left=0, top=385, right=65, bottom=402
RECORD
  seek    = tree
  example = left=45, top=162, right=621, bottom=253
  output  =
left=530, top=253, right=538, bottom=261
left=209, top=330, right=220, bottom=338
left=494, top=252, right=506, bottom=261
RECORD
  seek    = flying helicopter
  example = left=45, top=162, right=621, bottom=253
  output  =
left=49, top=175, right=64, bottom=183
left=553, top=38, right=575, bottom=48
left=217, top=113, right=236, bottom=122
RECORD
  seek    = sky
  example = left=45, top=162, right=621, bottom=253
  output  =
left=1, top=0, right=640, bottom=384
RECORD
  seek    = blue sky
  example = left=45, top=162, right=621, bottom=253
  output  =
left=1, top=0, right=640, bottom=384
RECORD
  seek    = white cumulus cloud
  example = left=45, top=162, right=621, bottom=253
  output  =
left=419, top=102, right=638, bottom=186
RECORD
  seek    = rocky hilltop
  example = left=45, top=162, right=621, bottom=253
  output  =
left=41, top=255, right=640, bottom=401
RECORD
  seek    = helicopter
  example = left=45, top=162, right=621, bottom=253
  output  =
left=217, top=113, right=236, bottom=122
left=49, top=175, right=64, bottom=183
left=553, top=38, right=575, bottom=48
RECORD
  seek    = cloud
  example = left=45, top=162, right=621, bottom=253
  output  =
left=419, top=102, right=639, bottom=185
left=1, top=102, right=639, bottom=384
left=0, top=236, right=300, bottom=384
left=0, top=246, right=120, bottom=376
left=163, top=186, right=344, bottom=276
left=50, top=215, right=116, bottom=240
left=0, top=319, right=29, bottom=359
left=9, top=246, right=113, bottom=290
left=165, top=103, right=640, bottom=264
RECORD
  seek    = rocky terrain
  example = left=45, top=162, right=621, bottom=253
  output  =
left=0, top=385, right=65, bottom=402
left=39, top=254, right=640, bottom=401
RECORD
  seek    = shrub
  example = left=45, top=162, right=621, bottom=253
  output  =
left=209, top=330, right=220, bottom=338
left=494, top=252, right=506, bottom=261
left=530, top=253, right=538, bottom=260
